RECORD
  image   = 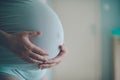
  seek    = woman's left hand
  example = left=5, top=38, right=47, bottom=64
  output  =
left=38, top=45, right=67, bottom=69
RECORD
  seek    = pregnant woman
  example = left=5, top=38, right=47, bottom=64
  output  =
left=0, top=0, right=66, bottom=80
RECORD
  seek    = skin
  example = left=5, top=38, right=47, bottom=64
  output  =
left=0, top=30, right=67, bottom=80
left=0, top=31, right=49, bottom=64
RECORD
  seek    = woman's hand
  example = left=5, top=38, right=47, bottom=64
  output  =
left=39, top=45, right=67, bottom=69
left=0, top=30, right=48, bottom=64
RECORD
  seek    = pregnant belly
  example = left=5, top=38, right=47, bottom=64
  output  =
left=0, top=0, right=64, bottom=65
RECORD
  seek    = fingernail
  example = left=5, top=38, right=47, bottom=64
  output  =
left=59, top=45, right=62, bottom=49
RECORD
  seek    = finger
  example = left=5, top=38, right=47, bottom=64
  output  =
left=32, top=45, right=49, bottom=56
left=52, top=45, right=66, bottom=59
left=23, top=37, right=49, bottom=56
left=21, top=31, right=48, bottom=56
left=40, top=61, right=61, bottom=69
left=59, top=45, right=66, bottom=54
left=28, top=31, right=41, bottom=38
left=40, top=45, right=66, bottom=69
left=40, top=63, right=56, bottom=69
left=42, top=64, right=55, bottom=69
left=23, top=56, right=43, bottom=64
left=44, top=46, right=66, bottom=64
left=28, top=51, right=48, bottom=62
left=44, top=52, right=64, bottom=64
left=44, top=59, right=55, bottom=64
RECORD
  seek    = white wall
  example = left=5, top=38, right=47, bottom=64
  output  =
left=51, top=0, right=102, bottom=80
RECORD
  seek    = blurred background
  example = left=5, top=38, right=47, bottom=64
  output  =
left=42, top=0, right=120, bottom=80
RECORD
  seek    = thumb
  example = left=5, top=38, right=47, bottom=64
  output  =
left=28, top=31, right=42, bottom=38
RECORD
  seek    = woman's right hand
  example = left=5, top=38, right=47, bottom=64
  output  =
left=0, top=30, right=48, bottom=64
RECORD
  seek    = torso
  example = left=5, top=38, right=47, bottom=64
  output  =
left=0, top=0, right=64, bottom=65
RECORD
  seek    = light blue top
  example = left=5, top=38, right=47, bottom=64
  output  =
left=0, top=0, right=64, bottom=67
